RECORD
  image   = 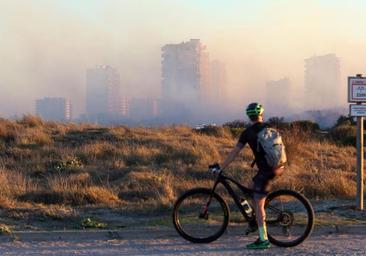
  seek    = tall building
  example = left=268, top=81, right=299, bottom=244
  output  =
left=36, top=97, right=71, bottom=122
left=210, top=60, right=227, bottom=102
left=266, top=78, right=291, bottom=116
left=86, top=65, right=120, bottom=119
left=304, top=54, right=341, bottom=110
left=119, top=96, right=129, bottom=117
left=161, top=39, right=210, bottom=106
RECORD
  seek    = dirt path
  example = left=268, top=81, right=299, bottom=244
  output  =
left=0, top=228, right=365, bottom=255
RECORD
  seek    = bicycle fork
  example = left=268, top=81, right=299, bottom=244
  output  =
left=199, top=179, right=221, bottom=219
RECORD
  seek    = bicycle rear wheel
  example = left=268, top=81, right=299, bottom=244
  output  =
left=172, top=188, right=230, bottom=243
left=265, top=189, right=314, bottom=247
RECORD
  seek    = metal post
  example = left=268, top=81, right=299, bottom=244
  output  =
left=356, top=74, right=364, bottom=210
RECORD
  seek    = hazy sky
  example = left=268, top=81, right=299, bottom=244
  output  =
left=1, top=0, right=365, bottom=117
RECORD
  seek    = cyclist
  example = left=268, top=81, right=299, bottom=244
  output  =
left=216, top=103, right=284, bottom=250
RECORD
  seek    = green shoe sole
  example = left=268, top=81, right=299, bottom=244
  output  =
left=246, top=245, right=271, bottom=249
left=246, top=241, right=271, bottom=250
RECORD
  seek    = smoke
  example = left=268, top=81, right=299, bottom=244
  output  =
left=0, top=0, right=162, bottom=117
left=0, top=0, right=362, bottom=121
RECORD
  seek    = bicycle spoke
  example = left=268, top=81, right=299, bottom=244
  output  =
left=265, top=191, right=313, bottom=246
left=174, top=189, right=229, bottom=242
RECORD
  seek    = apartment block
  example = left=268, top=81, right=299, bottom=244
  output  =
left=161, top=39, right=210, bottom=106
left=86, top=65, right=121, bottom=118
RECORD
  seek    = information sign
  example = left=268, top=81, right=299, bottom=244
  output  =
left=350, top=104, right=366, bottom=116
left=348, top=77, right=366, bottom=102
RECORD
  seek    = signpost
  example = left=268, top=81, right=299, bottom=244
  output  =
left=348, top=74, right=365, bottom=210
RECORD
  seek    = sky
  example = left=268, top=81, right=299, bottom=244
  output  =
left=1, top=0, right=365, bottom=117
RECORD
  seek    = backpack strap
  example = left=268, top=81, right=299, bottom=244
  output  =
left=256, top=124, right=267, bottom=152
left=253, top=123, right=268, bottom=167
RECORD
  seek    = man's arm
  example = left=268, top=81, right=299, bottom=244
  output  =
left=220, top=143, right=244, bottom=170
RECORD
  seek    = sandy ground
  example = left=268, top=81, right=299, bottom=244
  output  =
left=0, top=227, right=365, bottom=256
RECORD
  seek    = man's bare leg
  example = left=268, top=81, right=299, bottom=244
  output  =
left=254, top=196, right=268, bottom=241
left=247, top=182, right=270, bottom=249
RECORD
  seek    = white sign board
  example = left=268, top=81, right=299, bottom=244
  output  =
left=350, top=104, right=366, bottom=116
left=348, top=77, right=366, bottom=102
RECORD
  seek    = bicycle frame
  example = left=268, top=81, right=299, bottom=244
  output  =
left=209, top=171, right=256, bottom=222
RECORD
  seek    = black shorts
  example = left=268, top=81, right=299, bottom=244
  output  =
left=252, top=169, right=276, bottom=195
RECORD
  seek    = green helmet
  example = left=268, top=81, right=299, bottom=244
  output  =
left=246, top=103, right=264, bottom=118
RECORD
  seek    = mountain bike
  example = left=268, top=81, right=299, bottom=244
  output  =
left=172, top=168, right=314, bottom=247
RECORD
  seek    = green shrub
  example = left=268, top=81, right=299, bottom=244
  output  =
left=329, top=124, right=356, bottom=146
left=81, top=218, right=107, bottom=229
left=48, top=157, right=83, bottom=172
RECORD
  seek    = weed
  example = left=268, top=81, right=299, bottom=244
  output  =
left=81, top=218, right=107, bottom=229
left=0, top=224, right=12, bottom=235
left=49, top=157, right=83, bottom=172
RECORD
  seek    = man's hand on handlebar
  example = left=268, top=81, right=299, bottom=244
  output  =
left=209, top=163, right=222, bottom=175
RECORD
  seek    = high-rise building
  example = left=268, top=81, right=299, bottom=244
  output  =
left=266, top=78, right=291, bottom=116
left=119, top=96, right=129, bottom=117
left=304, top=54, right=341, bottom=110
left=86, top=65, right=120, bottom=118
left=161, top=39, right=210, bottom=106
left=36, top=97, right=71, bottom=122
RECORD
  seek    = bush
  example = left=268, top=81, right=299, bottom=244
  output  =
left=267, top=117, right=289, bottom=129
left=48, top=157, right=83, bottom=172
left=334, top=115, right=356, bottom=127
left=17, top=115, right=44, bottom=128
left=0, top=224, right=12, bottom=235
left=17, top=129, right=53, bottom=147
left=329, top=124, right=356, bottom=146
left=290, top=120, right=320, bottom=131
left=81, top=218, right=107, bottom=229
left=194, top=125, right=230, bottom=137
left=0, top=119, right=19, bottom=145
left=223, top=120, right=247, bottom=128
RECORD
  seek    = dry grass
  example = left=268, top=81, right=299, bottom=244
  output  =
left=118, top=170, right=175, bottom=205
left=0, top=116, right=362, bottom=214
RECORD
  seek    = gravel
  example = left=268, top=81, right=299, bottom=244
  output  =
left=0, top=230, right=365, bottom=255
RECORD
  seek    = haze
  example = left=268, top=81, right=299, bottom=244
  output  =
left=0, top=0, right=364, bottom=121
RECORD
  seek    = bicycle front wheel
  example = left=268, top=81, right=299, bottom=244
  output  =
left=172, top=188, right=230, bottom=243
left=265, top=189, right=314, bottom=247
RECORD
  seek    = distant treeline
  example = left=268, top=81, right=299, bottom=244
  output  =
left=196, top=115, right=357, bottom=147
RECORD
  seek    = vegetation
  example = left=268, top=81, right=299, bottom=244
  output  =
left=81, top=218, right=107, bottom=229
left=0, top=115, right=361, bottom=221
left=0, top=224, right=12, bottom=235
